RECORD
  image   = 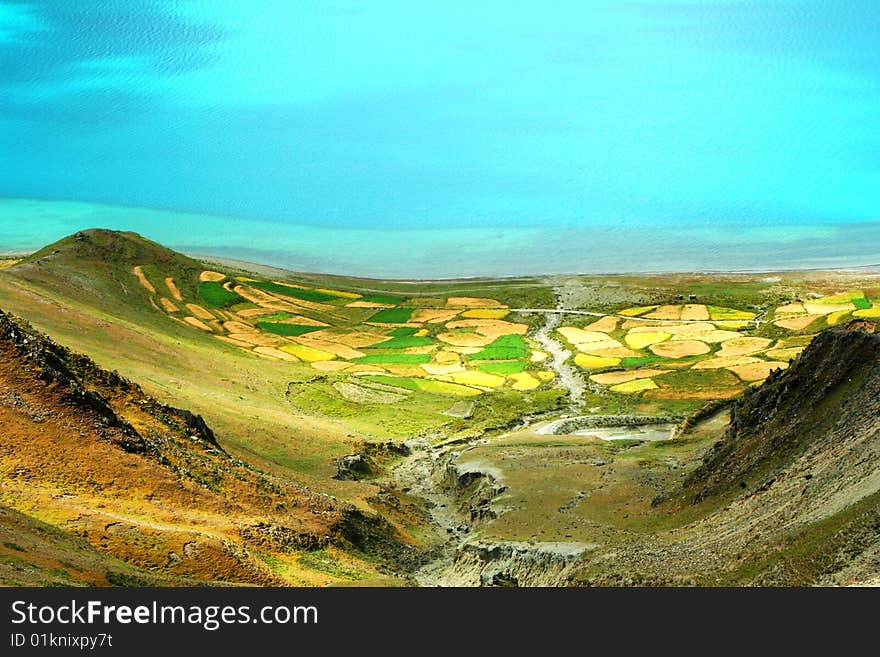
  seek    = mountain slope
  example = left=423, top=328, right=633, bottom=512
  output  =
left=590, top=325, right=880, bottom=585
left=0, top=308, right=407, bottom=585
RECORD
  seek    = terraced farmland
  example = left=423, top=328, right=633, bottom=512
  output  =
left=137, top=264, right=879, bottom=416
left=559, top=292, right=880, bottom=400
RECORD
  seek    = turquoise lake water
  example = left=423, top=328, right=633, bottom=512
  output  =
left=1, top=2, right=878, bottom=277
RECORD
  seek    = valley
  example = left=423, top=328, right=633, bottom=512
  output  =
left=1, top=229, right=879, bottom=586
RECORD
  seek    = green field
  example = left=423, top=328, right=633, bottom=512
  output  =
left=369, top=307, right=414, bottom=323
left=250, top=280, right=338, bottom=303
left=198, top=281, right=241, bottom=307
left=467, top=334, right=528, bottom=360
left=255, top=321, right=321, bottom=337
left=361, top=294, right=404, bottom=305
left=373, top=335, right=433, bottom=349
left=476, top=360, right=527, bottom=375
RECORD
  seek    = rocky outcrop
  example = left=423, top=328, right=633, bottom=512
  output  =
left=436, top=541, right=589, bottom=587
left=686, top=328, right=880, bottom=502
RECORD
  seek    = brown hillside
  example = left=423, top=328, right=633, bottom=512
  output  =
left=0, top=308, right=406, bottom=585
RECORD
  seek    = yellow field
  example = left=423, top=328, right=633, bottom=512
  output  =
left=183, top=316, right=212, bottom=332
left=764, top=347, right=803, bottom=361
left=530, top=350, right=549, bottom=362
left=509, top=372, right=541, bottom=391
left=437, top=332, right=494, bottom=347
left=445, top=370, right=506, bottom=388
left=584, top=346, right=642, bottom=358
left=132, top=266, right=156, bottom=293
left=693, top=356, right=763, bottom=370
left=774, top=315, right=821, bottom=331
left=292, top=337, right=365, bottom=360
left=460, top=309, right=510, bottom=319
left=584, top=316, right=618, bottom=332
left=537, top=370, right=556, bottom=381
left=279, top=343, right=336, bottom=361
left=649, top=340, right=709, bottom=358
left=446, top=297, right=507, bottom=308
left=775, top=302, right=806, bottom=315
left=316, top=288, right=361, bottom=299
left=825, top=309, right=851, bottom=325
left=624, top=331, right=671, bottom=350
left=434, top=350, right=461, bottom=364
left=421, top=363, right=466, bottom=375
left=715, top=337, right=772, bottom=357
left=610, top=378, right=659, bottom=394
left=253, top=346, right=301, bottom=362
left=727, top=361, right=789, bottom=382
left=346, top=300, right=394, bottom=309
left=680, top=304, right=710, bottom=321
left=199, top=270, right=226, bottom=282
left=311, top=360, right=352, bottom=372
left=164, top=277, right=183, bottom=301
left=590, top=369, right=669, bottom=385
left=185, top=303, right=215, bottom=320
left=558, top=326, right=615, bottom=344
left=618, top=305, right=658, bottom=317
left=672, top=329, right=741, bottom=343
left=574, top=354, right=621, bottom=369
left=802, top=302, right=854, bottom=315
left=643, top=305, right=682, bottom=320
left=445, top=319, right=528, bottom=338
left=226, top=332, right=285, bottom=346
left=853, top=308, right=880, bottom=318
left=410, top=309, right=461, bottom=323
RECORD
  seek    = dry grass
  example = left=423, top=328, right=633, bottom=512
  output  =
left=584, top=316, right=618, bottom=332
left=159, top=297, right=179, bottom=313
left=164, top=277, right=183, bottom=302
left=715, top=336, right=772, bottom=357
left=185, top=303, right=215, bottom=320
left=649, top=340, right=709, bottom=358
left=445, top=297, right=507, bottom=308
left=278, top=343, right=336, bottom=361
left=444, top=370, right=506, bottom=388
left=461, top=308, right=510, bottom=319
left=625, top=331, right=671, bottom=350
left=802, top=302, right=855, bottom=316
left=509, top=372, right=541, bottom=390
left=590, top=369, right=670, bottom=385
left=775, top=302, right=806, bottom=315
left=680, top=304, right=710, bottom=321
left=409, top=308, right=460, bottom=323
left=774, top=315, right=822, bottom=331
left=610, top=378, right=659, bottom=394
left=437, top=332, right=495, bottom=347
left=199, top=270, right=226, bottom=282
left=445, top=319, right=528, bottom=338
left=693, top=356, right=763, bottom=370
left=346, top=300, right=395, bottom=309
left=183, top=317, right=213, bottom=332
left=310, top=360, right=352, bottom=372
left=253, top=346, right=301, bottom=362
left=643, top=305, right=682, bottom=320
left=727, top=360, right=789, bottom=382
left=291, top=337, right=364, bottom=360
left=672, top=329, right=742, bottom=343
left=132, top=266, right=156, bottom=293
left=574, top=354, right=621, bottom=369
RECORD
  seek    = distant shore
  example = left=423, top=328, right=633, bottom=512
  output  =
left=4, top=198, right=880, bottom=280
